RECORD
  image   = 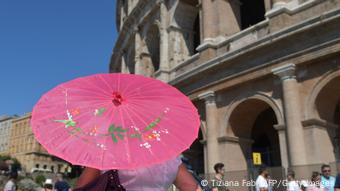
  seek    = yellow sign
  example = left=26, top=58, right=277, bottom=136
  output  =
left=253, top=152, right=262, bottom=165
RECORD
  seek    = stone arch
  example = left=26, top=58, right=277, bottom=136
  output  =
left=224, top=93, right=284, bottom=170
left=304, top=69, right=340, bottom=162
left=172, top=0, right=200, bottom=56
left=305, top=69, right=340, bottom=121
left=226, top=93, right=284, bottom=136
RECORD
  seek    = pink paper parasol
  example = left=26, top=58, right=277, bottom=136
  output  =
left=31, top=73, right=200, bottom=170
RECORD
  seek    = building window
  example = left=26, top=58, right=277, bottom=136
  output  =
left=240, top=0, right=266, bottom=30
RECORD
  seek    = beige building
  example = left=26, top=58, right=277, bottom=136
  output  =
left=9, top=112, right=69, bottom=173
left=111, top=0, right=340, bottom=180
left=0, top=115, right=17, bottom=155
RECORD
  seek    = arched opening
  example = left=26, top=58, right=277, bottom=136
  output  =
left=145, top=25, right=160, bottom=73
left=251, top=108, right=281, bottom=167
left=173, top=0, right=200, bottom=57
left=335, top=103, right=340, bottom=127
left=193, top=13, right=200, bottom=54
left=228, top=98, right=282, bottom=171
left=314, top=75, right=340, bottom=161
left=315, top=76, right=340, bottom=122
left=239, top=0, right=265, bottom=30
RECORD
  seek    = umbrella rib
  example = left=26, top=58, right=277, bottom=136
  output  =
left=122, top=81, right=155, bottom=97
left=67, top=88, right=111, bottom=99
left=126, top=102, right=195, bottom=150
left=76, top=77, right=112, bottom=97
left=102, top=102, right=119, bottom=169
left=123, top=105, right=157, bottom=158
left=36, top=96, right=109, bottom=111
left=124, top=81, right=179, bottom=98
left=98, top=74, right=114, bottom=95
left=32, top=101, right=108, bottom=123
left=124, top=104, right=187, bottom=166
left=121, top=105, right=155, bottom=164
left=117, top=106, right=132, bottom=164
left=119, top=76, right=140, bottom=95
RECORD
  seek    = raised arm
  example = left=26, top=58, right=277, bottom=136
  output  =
left=74, top=167, right=101, bottom=188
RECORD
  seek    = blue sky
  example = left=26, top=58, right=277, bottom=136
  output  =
left=0, top=0, right=117, bottom=116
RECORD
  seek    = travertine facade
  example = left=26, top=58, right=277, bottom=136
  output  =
left=9, top=113, right=69, bottom=173
left=0, top=115, right=17, bottom=155
left=111, top=0, right=340, bottom=179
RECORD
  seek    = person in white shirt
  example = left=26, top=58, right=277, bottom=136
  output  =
left=256, top=166, right=269, bottom=191
left=287, top=170, right=301, bottom=191
left=3, top=172, right=17, bottom=191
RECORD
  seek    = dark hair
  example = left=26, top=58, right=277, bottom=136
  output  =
left=214, top=163, right=224, bottom=173
left=321, top=164, right=330, bottom=171
left=311, top=171, right=320, bottom=182
left=9, top=172, right=18, bottom=179
left=44, top=184, right=53, bottom=189
left=258, top=166, right=268, bottom=175
left=287, top=170, right=295, bottom=178
left=57, top=173, right=63, bottom=178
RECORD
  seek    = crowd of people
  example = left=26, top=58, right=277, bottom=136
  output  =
left=3, top=161, right=340, bottom=191
left=3, top=173, right=70, bottom=191
left=210, top=163, right=340, bottom=191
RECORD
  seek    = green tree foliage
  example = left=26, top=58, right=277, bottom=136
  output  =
left=34, top=174, right=46, bottom=186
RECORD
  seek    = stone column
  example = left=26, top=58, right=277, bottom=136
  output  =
left=157, top=1, right=170, bottom=81
left=272, top=0, right=288, bottom=9
left=198, top=91, right=220, bottom=174
left=273, top=124, right=289, bottom=169
left=201, top=0, right=240, bottom=43
left=168, top=26, right=189, bottom=67
left=272, top=64, right=307, bottom=166
left=139, top=53, right=154, bottom=77
left=121, top=54, right=129, bottom=74
left=216, top=0, right=241, bottom=36
left=134, top=31, right=144, bottom=75
left=270, top=0, right=300, bottom=9
left=201, top=0, right=217, bottom=43
left=159, top=1, right=168, bottom=70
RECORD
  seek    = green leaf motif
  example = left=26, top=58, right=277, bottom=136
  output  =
left=144, top=117, right=161, bottom=131
left=70, top=127, right=82, bottom=135
left=130, top=133, right=142, bottom=140
left=108, top=124, right=128, bottom=143
left=95, top=108, right=106, bottom=116
left=55, top=119, right=76, bottom=128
